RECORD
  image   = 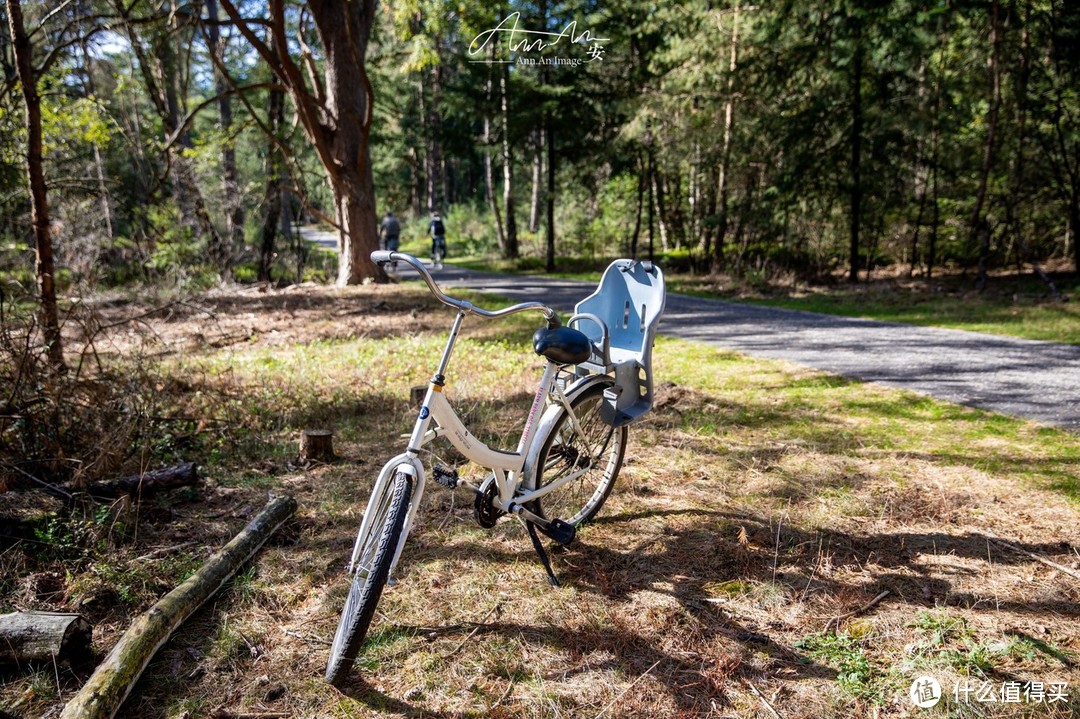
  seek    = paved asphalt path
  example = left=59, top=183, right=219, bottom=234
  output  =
left=429, top=264, right=1080, bottom=432
left=299, top=229, right=1080, bottom=430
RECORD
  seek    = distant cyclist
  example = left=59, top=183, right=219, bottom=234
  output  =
left=379, top=211, right=401, bottom=253
left=428, top=212, right=447, bottom=269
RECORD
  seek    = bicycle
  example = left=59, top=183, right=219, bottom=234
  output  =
left=325, top=250, right=665, bottom=686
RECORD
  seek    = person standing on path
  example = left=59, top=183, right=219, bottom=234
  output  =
left=428, top=212, right=447, bottom=268
left=379, top=211, right=401, bottom=252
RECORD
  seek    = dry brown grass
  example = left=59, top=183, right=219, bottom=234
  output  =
left=2, top=282, right=1078, bottom=718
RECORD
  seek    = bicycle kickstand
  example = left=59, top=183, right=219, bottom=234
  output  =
left=525, top=520, right=561, bottom=587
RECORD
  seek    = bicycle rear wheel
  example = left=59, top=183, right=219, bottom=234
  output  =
left=528, top=383, right=627, bottom=526
left=325, top=471, right=412, bottom=686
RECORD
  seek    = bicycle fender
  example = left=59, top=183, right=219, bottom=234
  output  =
left=376, top=454, right=425, bottom=577
left=521, top=374, right=614, bottom=490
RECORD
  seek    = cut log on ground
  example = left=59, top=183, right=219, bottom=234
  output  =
left=0, top=612, right=92, bottom=666
left=58, top=494, right=297, bottom=719
left=85, top=462, right=199, bottom=498
left=298, top=429, right=334, bottom=462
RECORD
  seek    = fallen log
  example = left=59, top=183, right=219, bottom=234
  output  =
left=0, top=612, right=92, bottom=666
left=58, top=494, right=297, bottom=719
left=85, top=462, right=199, bottom=498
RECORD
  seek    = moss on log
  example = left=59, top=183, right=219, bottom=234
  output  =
left=58, top=494, right=297, bottom=719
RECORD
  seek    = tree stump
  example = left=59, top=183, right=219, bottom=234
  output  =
left=0, top=612, right=93, bottom=666
left=298, top=429, right=334, bottom=462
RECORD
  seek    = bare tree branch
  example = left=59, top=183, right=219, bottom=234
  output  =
left=161, top=82, right=276, bottom=153
left=296, top=8, right=325, bottom=107
left=27, top=0, right=75, bottom=41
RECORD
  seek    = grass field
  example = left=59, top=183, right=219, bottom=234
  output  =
left=2, top=281, right=1079, bottom=718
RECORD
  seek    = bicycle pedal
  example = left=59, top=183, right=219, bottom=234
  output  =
left=538, top=518, right=576, bottom=546
left=432, top=465, right=459, bottom=489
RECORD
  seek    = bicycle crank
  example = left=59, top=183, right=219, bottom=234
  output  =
left=473, top=475, right=504, bottom=528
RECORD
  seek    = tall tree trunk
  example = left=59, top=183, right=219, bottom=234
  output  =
left=849, top=15, right=864, bottom=283
left=229, top=0, right=385, bottom=284
left=426, top=63, right=445, bottom=212
left=205, top=0, right=244, bottom=265
left=545, top=115, right=556, bottom=272
left=631, top=151, right=644, bottom=257
left=408, top=146, right=421, bottom=216
left=160, top=14, right=225, bottom=264
left=929, top=153, right=939, bottom=280
left=93, top=144, right=114, bottom=241
left=908, top=59, right=928, bottom=277
left=926, top=25, right=947, bottom=281
left=258, top=81, right=286, bottom=282
left=529, top=129, right=542, bottom=233
left=713, top=0, right=740, bottom=274
left=973, top=0, right=1002, bottom=291
left=702, top=164, right=718, bottom=269
left=6, top=0, right=65, bottom=372
left=646, top=149, right=655, bottom=262
left=416, top=79, right=429, bottom=210
left=483, top=58, right=506, bottom=254
left=653, top=168, right=670, bottom=252
left=118, top=0, right=225, bottom=265
left=1005, top=1, right=1048, bottom=286
left=1070, top=193, right=1080, bottom=275
left=500, top=62, right=518, bottom=259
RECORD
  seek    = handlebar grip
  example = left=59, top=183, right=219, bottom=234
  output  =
left=371, top=250, right=394, bottom=264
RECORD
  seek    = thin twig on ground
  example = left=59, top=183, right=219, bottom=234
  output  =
left=135, top=541, right=198, bottom=562
left=989, top=538, right=1080, bottom=582
left=1, top=462, right=73, bottom=500
left=772, top=516, right=784, bottom=583
left=281, top=629, right=331, bottom=646
left=824, top=590, right=890, bottom=633
left=592, top=659, right=662, bottom=719
left=442, top=602, right=502, bottom=659
left=747, top=680, right=783, bottom=719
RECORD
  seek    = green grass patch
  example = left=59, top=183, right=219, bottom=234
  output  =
left=797, top=631, right=886, bottom=704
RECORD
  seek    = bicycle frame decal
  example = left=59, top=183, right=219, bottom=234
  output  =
left=516, top=364, right=556, bottom=455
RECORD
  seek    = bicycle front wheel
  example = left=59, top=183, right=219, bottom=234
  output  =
left=325, top=471, right=412, bottom=686
left=529, top=383, right=627, bottom=526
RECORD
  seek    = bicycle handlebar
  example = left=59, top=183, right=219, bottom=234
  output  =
left=372, top=251, right=560, bottom=326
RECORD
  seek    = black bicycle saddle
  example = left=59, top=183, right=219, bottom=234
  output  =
left=532, top=326, right=592, bottom=365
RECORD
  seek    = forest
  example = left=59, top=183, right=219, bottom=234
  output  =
left=2, top=0, right=1079, bottom=307
left=4, top=3, right=1080, bottom=717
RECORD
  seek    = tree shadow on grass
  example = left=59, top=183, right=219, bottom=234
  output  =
left=335, top=615, right=820, bottom=716
left=329, top=375, right=1080, bottom=716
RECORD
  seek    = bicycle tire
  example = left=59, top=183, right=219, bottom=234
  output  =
left=528, top=382, right=627, bottom=526
left=325, top=471, right=412, bottom=686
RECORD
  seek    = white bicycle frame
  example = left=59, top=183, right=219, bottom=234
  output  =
left=348, top=252, right=609, bottom=579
